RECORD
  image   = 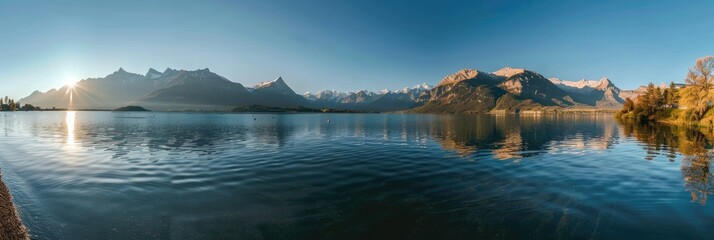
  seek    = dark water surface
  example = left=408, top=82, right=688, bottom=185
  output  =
left=1, top=112, right=713, bottom=239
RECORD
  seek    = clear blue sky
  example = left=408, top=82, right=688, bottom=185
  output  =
left=1, top=0, right=713, bottom=99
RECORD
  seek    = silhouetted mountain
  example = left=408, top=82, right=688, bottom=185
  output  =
left=137, top=69, right=253, bottom=110
left=20, top=67, right=177, bottom=109
left=20, top=68, right=309, bottom=111
left=145, top=68, right=163, bottom=79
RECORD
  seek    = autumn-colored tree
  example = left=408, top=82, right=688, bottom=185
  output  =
left=665, top=81, right=680, bottom=107
left=617, top=83, right=668, bottom=121
left=682, top=56, right=714, bottom=120
left=623, top=97, right=635, bottom=112
left=634, top=83, right=666, bottom=120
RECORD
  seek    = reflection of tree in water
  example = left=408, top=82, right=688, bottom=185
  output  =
left=618, top=120, right=714, bottom=205
left=680, top=132, right=714, bottom=205
left=619, top=120, right=682, bottom=162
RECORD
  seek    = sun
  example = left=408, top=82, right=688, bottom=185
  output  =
left=64, top=74, right=79, bottom=96
left=65, top=75, right=78, bottom=88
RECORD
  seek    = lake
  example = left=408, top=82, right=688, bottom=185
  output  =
left=0, top=112, right=713, bottom=239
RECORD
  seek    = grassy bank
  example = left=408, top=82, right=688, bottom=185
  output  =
left=617, top=107, right=714, bottom=132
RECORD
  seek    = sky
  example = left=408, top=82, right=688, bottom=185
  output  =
left=2, top=0, right=714, bottom=99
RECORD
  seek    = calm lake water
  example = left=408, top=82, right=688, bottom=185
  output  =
left=1, top=112, right=714, bottom=239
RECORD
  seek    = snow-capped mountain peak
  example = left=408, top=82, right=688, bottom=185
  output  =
left=417, top=83, right=433, bottom=90
left=396, top=83, right=434, bottom=93
left=549, top=77, right=616, bottom=90
left=249, top=76, right=300, bottom=97
left=254, top=77, right=286, bottom=89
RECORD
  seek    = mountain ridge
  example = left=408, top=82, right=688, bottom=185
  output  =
left=20, top=67, right=643, bottom=112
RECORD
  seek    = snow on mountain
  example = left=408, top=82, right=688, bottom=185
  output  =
left=305, top=82, right=435, bottom=103
left=249, top=77, right=301, bottom=96
left=549, top=77, right=613, bottom=90
left=417, top=83, right=433, bottom=90
left=548, top=76, right=624, bottom=108
left=397, top=83, right=433, bottom=93
left=21, top=65, right=638, bottom=112
left=254, top=81, right=274, bottom=89
left=303, top=90, right=349, bottom=102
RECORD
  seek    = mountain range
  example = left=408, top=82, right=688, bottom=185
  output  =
left=20, top=67, right=642, bottom=112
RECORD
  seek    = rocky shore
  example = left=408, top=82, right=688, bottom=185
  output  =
left=0, top=174, right=28, bottom=240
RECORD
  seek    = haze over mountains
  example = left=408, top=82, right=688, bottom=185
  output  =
left=20, top=67, right=640, bottom=112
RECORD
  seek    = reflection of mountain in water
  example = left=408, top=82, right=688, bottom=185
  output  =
left=42, top=112, right=302, bottom=160
left=618, top=120, right=714, bottom=205
left=431, top=114, right=620, bottom=159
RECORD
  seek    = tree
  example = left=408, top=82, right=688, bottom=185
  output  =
left=623, top=97, right=635, bottom=112
left=617, top=83, right=668, bottom=121
left=666, top=81, right=680, bottom=107
left=20, top=104, right=40, bottom=111
left=8, top=99, right=16, bottom=111
left=635, top=83, right=666, bottom=120
left=682, top=56, right=714, bottom=120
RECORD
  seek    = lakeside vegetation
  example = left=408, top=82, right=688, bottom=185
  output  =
left=0, top=96, right=41, bottom=111
left=616, top=56, right=714, bottom=127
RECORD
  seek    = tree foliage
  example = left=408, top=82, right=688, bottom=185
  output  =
left=616, top=84, right=673, bottom=121
left=0, top=96, right=42, bottom=111
left=682, top=56, right=714, bottom=120
left=618, top=56, right=714, bottom=124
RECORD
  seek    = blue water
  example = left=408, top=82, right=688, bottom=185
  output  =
left=0, top=112, right=712, bottom=239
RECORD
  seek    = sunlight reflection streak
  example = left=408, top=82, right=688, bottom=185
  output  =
left=66, top=111, right=76, bottom=145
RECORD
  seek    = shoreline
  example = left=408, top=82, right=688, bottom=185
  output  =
left=0, top=173, right=29, bottom=240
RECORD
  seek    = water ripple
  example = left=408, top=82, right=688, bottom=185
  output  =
left=0, top=112, right=712, bottom=239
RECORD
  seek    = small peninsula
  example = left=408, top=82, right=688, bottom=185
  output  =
left=113, top=106, right=150, bottom=112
